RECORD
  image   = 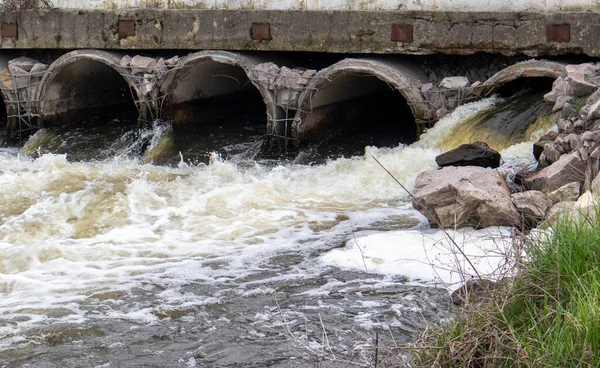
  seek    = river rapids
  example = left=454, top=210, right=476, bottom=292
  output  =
left=0, top=92, right=557, bottom=367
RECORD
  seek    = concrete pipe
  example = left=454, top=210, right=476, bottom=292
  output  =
left=160, top=51, right=276, bottom=132
left=36, top=50, right=140, bottom=127
left=293, top=58, right=429, bottom=144
left=481, top=60, right=567, bottom=96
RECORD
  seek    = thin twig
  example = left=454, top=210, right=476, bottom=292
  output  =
left=371, top=155, right=482, bottom=280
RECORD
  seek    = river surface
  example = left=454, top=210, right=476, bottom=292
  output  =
left=0, top=93, right=556, bottom=367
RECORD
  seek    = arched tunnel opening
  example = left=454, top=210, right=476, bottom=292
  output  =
left=299, top=72, right=416, bottom=158
left=446, top=76, right=559, bottom=151
left=494, top=76, right=555, bottom=98
left=158, top=60, right=268, bottom=165
left=34, top=59, right=139, bottom=160
left=40, top=59, right=137, bottom=126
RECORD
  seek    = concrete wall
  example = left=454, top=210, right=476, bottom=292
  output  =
left=48, top=0, right=600, bottom=11
left=1, top=9, right=600, bottom=57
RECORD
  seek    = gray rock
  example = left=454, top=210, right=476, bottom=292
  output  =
left=533, top=131, right=559, bottom=161
left=412, top=166, right=519, bottom=228
left=557, top=118, right=573, bottom=133
left=544, top=76, right=569, bottom=103
left=573, top=119, right=587, bottom=132
left=553, top=95, right=573, bottom=112
left=542, top=142, right=562, bottom=164
left=524, top=151, right=587, bottom=192
left=130, top=55, right=157, bottom=73
left=435, top=141, right=501, bottom=168
left=7, top=64, right=30, bottom=89
left=555, top=133, right=581, bottom=153
left=543, top=201, right=579, bottom=227
left=566, top=63, right=600, bottom=97
left=439, top=76, right=470, bottom=90
left=8, top=56, right=40, bottom=72
left=165, top=56, right=179, bottom=66
left=119, top=55, right=132, bottom=67
left=592, top=173, right=600, bottom=194
left=511, top=190, right=553, bottom=227
left=562, top=102, right=575, bottom=118
left=548, top=182, right=582, bottom=203
left=29, top=63, right=48, bottom=76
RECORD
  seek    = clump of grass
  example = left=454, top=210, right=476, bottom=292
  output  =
left=413, top=207, right=600, bottom=367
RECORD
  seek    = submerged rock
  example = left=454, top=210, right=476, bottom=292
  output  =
left=412, top=166, right=519, bottom=228
left=435, top=142, right=501, bottom=168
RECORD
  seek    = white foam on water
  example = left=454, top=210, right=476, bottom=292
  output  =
left=320, top=227, right=515, bottom=290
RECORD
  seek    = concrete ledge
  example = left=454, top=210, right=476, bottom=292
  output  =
left=1, top=9, right=599, bottom=56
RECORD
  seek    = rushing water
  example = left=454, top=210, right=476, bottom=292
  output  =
left=0, top=93, right=557, bottom=367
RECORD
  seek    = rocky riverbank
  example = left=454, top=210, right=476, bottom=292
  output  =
left=411, top=61, right=600, bottom=231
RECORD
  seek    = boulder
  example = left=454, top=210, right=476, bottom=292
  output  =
left=543, top=201, right=578, bottom=227
left=119, top=55, right=132, bottom=67
left=553, top=95, right=573, bottom=112
left=544, top=76, right=568, bottom=103
left=524, top=151, right=587, bottom=192
left=435, top=142, right=501, bottom=168
left=130, top=55, right=157, bottom=73
left=8, top=56, right=40, bottom=72
left=30, top=63, right=48, bottom=75
left=412, top=166, right=519, bottom=228
left=511, top=190, right=553, bottom=226
left=439, top=76, right=470, bottom=90
left=548, top=182, right=581, bottom=203
left=533, top=131, right=559, bottom=161
left=566, top=63, right=600, bottom=97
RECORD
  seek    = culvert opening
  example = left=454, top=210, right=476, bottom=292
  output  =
left=32, top=59, right=139, bottom=161
left=444, top=76, right=559, bottom=152
left=494, top=77, right=555, bottom=98
left=41, top=59, right=137, bottom=127
left=300, top=73, right=416, bottom=158
left=157, top=60, right=268, bottom=165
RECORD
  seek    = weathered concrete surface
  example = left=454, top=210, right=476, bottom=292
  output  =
left=48, top=0, right=600, bottom=12
left=2, top=9, right=600, bottom=56
left=482, top=60, right=567, bottom=95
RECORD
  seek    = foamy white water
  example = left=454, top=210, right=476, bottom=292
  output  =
left=0, top=96, right=554, bottom=365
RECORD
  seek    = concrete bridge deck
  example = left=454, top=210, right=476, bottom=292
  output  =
left=0, top=8, right=598, bottom=57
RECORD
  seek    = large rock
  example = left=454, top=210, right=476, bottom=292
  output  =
left=533, top=131, right=559, bottom=161
left=543, top=201, right=578, bottom=227
left=548, top=182, right=581, bottom=203
left=435, top=142, right=501, bottom=168
left=412, top=166, right=519, bottom=228
left=439, top=76, right=470, bottom=90
left=544, top=76, right=569, bottom=103
left=511, top=190, right=553, bottom=227
left=524, top=151, right=587, bottom=192
left=566, top=63, right=600, bottom=97
left=8, top=56, right=40, bottom=72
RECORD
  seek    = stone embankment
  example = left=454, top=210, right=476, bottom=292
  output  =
left=413, top=62, right=600, bottom=230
